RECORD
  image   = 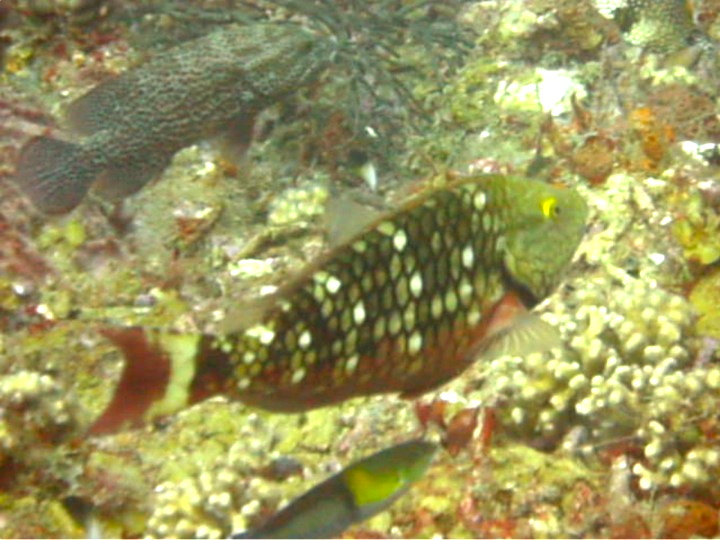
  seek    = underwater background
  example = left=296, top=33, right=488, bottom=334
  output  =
left=1, top=0, right=720, bottom=537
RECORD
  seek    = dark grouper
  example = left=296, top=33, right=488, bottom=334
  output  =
left=89, top=174, right=587, bottom=435
left=12, top=23, right=333, bottom=214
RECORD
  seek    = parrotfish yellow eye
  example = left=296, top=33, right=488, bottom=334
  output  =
left=541, top=197, right=560, bottom=219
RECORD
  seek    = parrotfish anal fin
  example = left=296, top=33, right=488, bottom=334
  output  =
left=88, top=327, right=171, bottom=436
left=13, top=136, right=96, bottom=214
left=325, top=194, right=384, bottom=248
left=93, top=152, right=172, bottom=200
left=217, top=114, right=255, bottom=167
left=66, top=75, right=133, bottom=135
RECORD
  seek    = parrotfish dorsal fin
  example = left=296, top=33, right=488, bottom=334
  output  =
left=219, top=293, right=280, bottom=335
left=324, top=193, right=384, bottom=248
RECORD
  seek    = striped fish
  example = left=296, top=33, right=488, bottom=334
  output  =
left=89, top=174, right=587, bottom=435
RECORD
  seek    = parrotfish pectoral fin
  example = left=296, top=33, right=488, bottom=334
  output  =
left=13, top=136, right=97, bottom=214
left=472, top=312, right=562, bottom=363
left=89, top=328, right=201, bottom=436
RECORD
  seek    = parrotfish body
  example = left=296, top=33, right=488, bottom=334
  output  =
left=89, top=174, right=587, bottom=435
left=231, top=439, right=438, bottom=539
left=13, top=23, right=333, bottom=214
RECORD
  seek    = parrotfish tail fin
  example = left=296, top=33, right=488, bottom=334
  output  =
left=88, top=327, right=223, bottom=436
left=13, top=136, right=98, bottom=214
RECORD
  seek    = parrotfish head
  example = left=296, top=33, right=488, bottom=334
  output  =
left=245, top=25, right=334, bottom=99
left=500, top=180, right=587, bottom=307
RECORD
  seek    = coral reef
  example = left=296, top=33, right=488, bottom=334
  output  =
left=0, top=370, right=79, bottom=458
left=2, top=0, right=720, bottom=538
left=146, top=440, right=271, bottom=539
left=477, top=271, right=719, bottom=495
left=477, top=273, right=694, bottom=440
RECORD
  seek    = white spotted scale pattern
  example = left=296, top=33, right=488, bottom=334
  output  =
left=212, top=176, right=513, bottom=411
left=88, top=174, right=586, bottom=435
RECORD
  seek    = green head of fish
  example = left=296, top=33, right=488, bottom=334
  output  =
left=500, top=178, right=587, bottom=305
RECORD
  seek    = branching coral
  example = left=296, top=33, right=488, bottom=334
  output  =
left=468, top=269, right=720, bottom=494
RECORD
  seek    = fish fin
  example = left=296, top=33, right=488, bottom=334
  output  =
left=217, top=114, right=255, bottom=167
left=400, top=293, right=560, bottom=400
left=473, top=312, right=562, bottom=362
left=325, top=194, right=383, bottom=248
left=662, top=45, right=703, bottom=68
left=219, top=293, right=278, bottom=334
left=89, top=328, right=202, bottom=435
left=13, top=136, right=97, bottom=214
left=66, top=75, right=132, bottom=135
left=93, top=152, right=172, bottom=200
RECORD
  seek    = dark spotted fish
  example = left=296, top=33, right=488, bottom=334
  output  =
left=89, top=174, right=587, bottom=435
left=12, top=23, right=333, bottom=214
left=593, top=0, right=705, bottom=52
left=232, top=439, right=437, bottom=539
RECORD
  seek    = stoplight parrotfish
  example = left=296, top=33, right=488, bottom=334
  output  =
left=12, top=23, right=333, bottom=214
left=88, top=174, right=587, bottom=435
left=231, top=439, right=438, bottom=539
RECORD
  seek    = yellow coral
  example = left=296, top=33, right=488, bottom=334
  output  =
left=673, top=203, right=720, bottom=266
left=690, top=268, right=720, bottom=339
